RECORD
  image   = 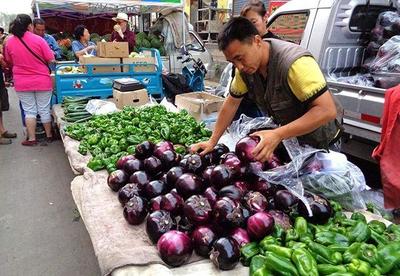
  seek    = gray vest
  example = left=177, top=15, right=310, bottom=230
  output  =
left=241, top=38, right=342, bottom=149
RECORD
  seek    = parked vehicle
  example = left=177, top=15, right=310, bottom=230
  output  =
left=151, top=9, right=214, bottom=79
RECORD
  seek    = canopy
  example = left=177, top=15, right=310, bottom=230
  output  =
left=32, top=0, right=183, bottom=19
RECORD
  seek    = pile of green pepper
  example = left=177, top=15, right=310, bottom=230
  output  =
left=241, top=202, right=400, bottom=276
left=64, top=105, right=211, bottom=172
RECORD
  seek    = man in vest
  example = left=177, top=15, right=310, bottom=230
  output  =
left=191, top=17, right=342, bottom=162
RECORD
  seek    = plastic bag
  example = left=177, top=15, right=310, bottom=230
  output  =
left=85, top=99, right=118, bottom=115
left=259, top=149, right=367, bottom=211
left=335, top=74, right=374, bottom=87
left=367, top=36, right=400, bottom=72
left=215, top=63, right=233, bottom=97
left=226, top=115, right=367, bottom=211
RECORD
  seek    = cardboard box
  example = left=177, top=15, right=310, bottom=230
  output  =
left=175, top=92, right=225, bottom=121
left=97, top=42, right=129, bottom=58
left=79, top=57, right=121, bottom=73
left=113, top=88, right=149, bottom=109
left=122, top=57, right=157, bottom=72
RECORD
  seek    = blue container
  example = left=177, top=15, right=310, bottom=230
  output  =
left=54, top=49, right=164, bottom=103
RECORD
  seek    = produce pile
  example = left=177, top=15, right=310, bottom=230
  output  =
left=61, top=96, right=92, bottom=123
left=243, top=208, right=400, bottom=276
left=135, top=32, right=166, bottom=56
left=64, top=105, right=211, bottom=173
left=106, top=135, right=343, bottom=271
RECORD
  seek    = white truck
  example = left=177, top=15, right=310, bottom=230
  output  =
left=267, top=0, right=397, bottom=162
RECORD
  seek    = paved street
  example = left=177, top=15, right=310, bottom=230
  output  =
left=0, top=90, right=100, bottom=276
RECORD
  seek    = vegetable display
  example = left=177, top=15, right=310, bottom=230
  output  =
left=242, top=202, right=400, bottom=276
left=65, top=105, right=212, bottom=173
left=61, top=96, right=92, bottom=123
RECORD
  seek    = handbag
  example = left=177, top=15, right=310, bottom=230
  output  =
left=17, top=36, right=52, bottom=74
left=0, top=87, right=9, bottom=111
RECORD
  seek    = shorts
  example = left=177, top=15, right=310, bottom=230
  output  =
left=17, top=91, right=52, bottom=123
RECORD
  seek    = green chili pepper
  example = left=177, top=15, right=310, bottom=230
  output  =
left=264, top=252, right=299, bottom=276
left=328, top=244, right=348, bottom=253
left=286, top=241, right=307, bottom=249
left=240, top=242, right=260, bottom=266
left=259, top=236, right=278, bottom=253
left=285, top=228, right=299, bottom=242
left=307, top=241, right=343, bottom=265
left=370, top=229, right=389, bottom=247
left=291, top=248, right=318, bottom=276
left=263, top=244, right=293, bottom=259
left=317, top=264, right=348, bottom=275
left=272, top=224, right=285, bottom=244
left=330, top=200, right=342, bottom=212
left=249, top=255, right=272, bottom=276
left=126, top=145, right=136, bottom=154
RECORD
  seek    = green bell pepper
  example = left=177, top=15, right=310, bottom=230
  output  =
left=250, top=255, right=271, bottom=276
left=87, top=133, right=100, bottom=145
left=317, top=264, right=348, bottom=275
left=240, top=242, right=260, bottom=266
left=369, top=268, right=382, bottom=276
left=348, top=259, right=371, bottom=275
left=315, top=231, right=349, bottom=246
left=375, top=242, right=400, bottom=273
left=291, top=248, right=318, bottom=276
left=110, top=144, right=120, bottom=154
left=78, top=143, right=88, bottom=155
left=330, top=200, right=342, bottom=212
left=351, top=212, right=367, bottom=223
left=348, top=221, right=371, bottom=243
left=367, top=220, right=386, bottom=235
left=87, top=158, right=104, bottom=171
left=126, top=145, right=136, bottom=154
left=343, top=242, right=362, bottom=263
left=359, top=243, right=378, bottom=266
left=263, top=244, right=293, bottom=259
left=370, top=229, right=389, bottom=247
left=264, top=252, right=299, bottom=276
left=294, top=217, right=308, bottom=236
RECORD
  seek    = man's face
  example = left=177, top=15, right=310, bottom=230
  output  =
left=223, top=37, right=262, bottom=75
left=34, top=24, right=45, bottom=37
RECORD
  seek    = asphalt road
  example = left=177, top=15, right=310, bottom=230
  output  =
left=0, top=89, right=100, bottom=276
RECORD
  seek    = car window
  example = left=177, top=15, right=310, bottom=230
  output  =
left=349, top=5, right=395, bottom=32
left=267, top=12, right=309, bottom=44
left=186, top=33, right=203, bottom=51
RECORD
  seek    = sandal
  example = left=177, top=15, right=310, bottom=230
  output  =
left=1, top=131, right=17, bottom=139
left=21, top=140, right=38, bottom=146
left=46, top=136, right=54, bottom=143
left=0, top=138, right=12, bottom=145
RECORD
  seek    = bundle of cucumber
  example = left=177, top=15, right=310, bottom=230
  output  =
left=61, top=96, right=93, bottom=123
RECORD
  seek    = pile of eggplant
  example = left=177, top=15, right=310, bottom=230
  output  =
left=107, top=136, right=333, bottom=270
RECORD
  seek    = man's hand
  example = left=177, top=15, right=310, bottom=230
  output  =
left=190, top=139, right=217, bottom=156
left=250, top=129, right=283, bottom=162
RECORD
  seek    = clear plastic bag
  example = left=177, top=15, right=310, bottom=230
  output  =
left=227, top=115, right=367, bottom=212
left=335, top=74, right=374, bottom=87
left=86, top=99, right=118, bottom=115
left=368, top=36, right=400, bottom=73
left=215, top=63, right=233, bottom=97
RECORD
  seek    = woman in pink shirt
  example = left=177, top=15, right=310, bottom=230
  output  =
left=5, top=14, right=55, bottom=146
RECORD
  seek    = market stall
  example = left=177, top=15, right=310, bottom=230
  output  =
left=51, top=95, right=400, bottom=276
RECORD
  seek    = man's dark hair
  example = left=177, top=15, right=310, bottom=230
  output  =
left=33, top=18, right=45, bottom=27
left=74, top=25, right=86, bottom=40
left=217, top=17, right=259, bottom=51
left=0, top=27, right=4, bottom=34
left=10, top=14, right=32, bottom=38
